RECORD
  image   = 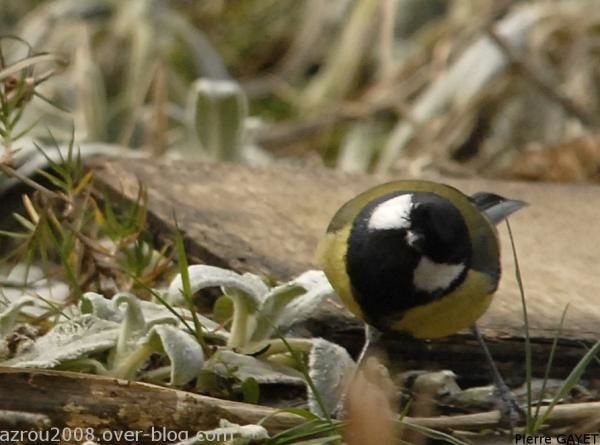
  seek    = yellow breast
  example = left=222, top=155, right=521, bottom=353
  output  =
left=316, top=228, right=366, bottom=320
left=385, top=270, right=495, bottom=338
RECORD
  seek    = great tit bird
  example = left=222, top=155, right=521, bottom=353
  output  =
left=317, top=180, right=526, bottom=421
left=317, top=179, right=526, bottom=339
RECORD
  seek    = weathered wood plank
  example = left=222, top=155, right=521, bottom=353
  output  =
left=89, top=157, right=600, bottom=377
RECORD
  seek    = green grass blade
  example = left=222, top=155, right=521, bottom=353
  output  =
left=33, top=141, right=62, bottom=174
left=32, top=91, right=71, bottom=113
left=45, top=226, right=82, bottom=300
left=506, top=219, right=533, bottom=431
left=46, top=127, right=66, bottom=166
left=12, top=212, right=37, bottom=232
left=267, top=408, right=322, bottom=422
left=10, top=117, right=41, bottom=141
left=267, top=418, right=342, bottom=445
left=274, top=435, right=342, bottom=445
left=34, top=292, right=71, bottom=321
left=173, top=215, right=205, bottom=348
left=36, top=169, right=68, bottom=191
left=397, top=420, right=470, bottom=445
left=534, top=338, right=600, bottom=431
left=531, top=303, right=569, bottom=430
left=0, top=229, right=29, bottom=239
left=130, top=274, right=197, bottom=338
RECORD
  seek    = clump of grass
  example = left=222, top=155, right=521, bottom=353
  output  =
left=0, top=36, right=66, bottom=152
left=0, top=41, right=173, bottom=302
left=1, top=134, right=172, bottom=303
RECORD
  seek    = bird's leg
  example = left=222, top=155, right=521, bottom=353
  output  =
left=334, top=324, right=385, bottom=417
left=356, top=324, right=383, bottom=367
left=334, top=324, right=382, bottom=417
left=472, top=325, right=525, bottom=430
left=344, top=324, right=381, bottom=400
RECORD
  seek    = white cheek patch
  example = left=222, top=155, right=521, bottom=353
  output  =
left=368, top=194, right=413, bottom=231
left=413, top=256, right=465, bottom=293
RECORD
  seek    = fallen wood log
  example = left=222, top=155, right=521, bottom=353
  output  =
left=0, top=367, right=301, bottom=445
left=0, top=368, right=598, bottom=444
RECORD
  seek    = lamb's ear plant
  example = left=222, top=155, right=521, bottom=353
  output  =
left=2, top=314, right=120, bottom=369
left=203, top=349, right=304, bottom=386
left=259, top=336, right=345, bottom=445
left=250, top=270, right=337, bottom=343
left=89, top=292, right=204, bottom=385
left=114, top=323, right=204, bottom=385
left=186, top=78, right=248, bottom=161
left=0, top=264, right=71, bottom=325
left=13, top=1, right=230, bottom=149
left=168, top=265, right=267, bottom=349
left=2, top=290, right=205, bottom=386
left=167, top=266, right=334, bottom=350
left=0, top=296, right=35, bottom=336
left=306, top=338, right=355, bottom=417
left=167, top=263, right=359, bottom=416
left=173, top=419, right=268, bottom=445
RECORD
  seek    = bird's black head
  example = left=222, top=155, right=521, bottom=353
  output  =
left=408, top=193, right=472, bottom=263
left=346, top=191, right=472, bottom=325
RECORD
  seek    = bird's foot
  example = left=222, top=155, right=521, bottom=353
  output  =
left=472, top=326, right=526, bottom=431
left=494, top=377, right=526, bottom=431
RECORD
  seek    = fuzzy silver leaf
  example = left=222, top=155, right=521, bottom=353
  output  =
left=3, top=315, right=119, bottom=368
left=307, top=338, right=355, bottom=416
left=205, top=350, right=304, bottom=385
left=141, top=324, right=204, bottom=386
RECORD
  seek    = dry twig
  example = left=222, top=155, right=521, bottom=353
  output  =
left=486, top=27, right=598, bottom=128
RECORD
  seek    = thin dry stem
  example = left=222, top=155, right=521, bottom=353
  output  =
left=486, top=27, right=597, bottom=127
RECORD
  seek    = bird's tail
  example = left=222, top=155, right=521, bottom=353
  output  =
left=469, top=192, right=528, bottom=225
